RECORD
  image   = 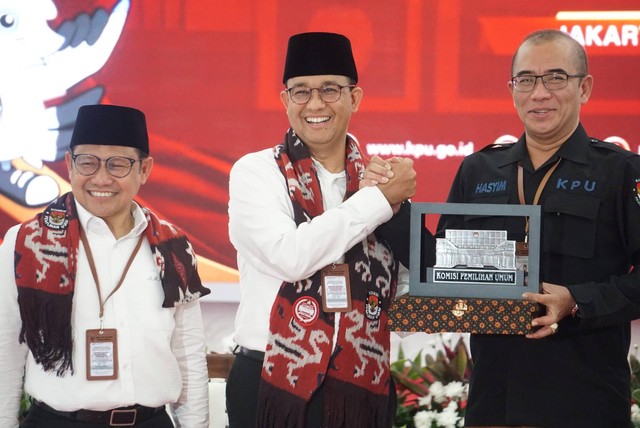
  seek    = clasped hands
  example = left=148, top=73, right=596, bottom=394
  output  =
left=359, top=155, right=416, bottom=213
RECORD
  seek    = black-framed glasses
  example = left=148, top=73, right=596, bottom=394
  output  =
left=510, top=72, right=585, bottom=92
left=71, top=153, right=143, bottom=178
left=285, top=84, right=355, bottom=104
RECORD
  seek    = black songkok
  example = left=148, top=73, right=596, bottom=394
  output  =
left=282, top=32, right=358, bottom=84
left=70, top=104, right=149, bottom=155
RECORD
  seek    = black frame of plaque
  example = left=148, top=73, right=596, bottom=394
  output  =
left=410, top=202, right=541, bottom=300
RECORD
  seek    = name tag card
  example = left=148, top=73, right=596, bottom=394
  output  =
left=86, top=329, right=119, bottom=381
left=321, top=263, right=352, bottom=312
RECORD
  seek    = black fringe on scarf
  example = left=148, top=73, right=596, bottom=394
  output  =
left=323, top=376, right=394, bottom=428
left=17, top=287, right=74, bottom=376
left=256, top=376, right=395, bottom=428
left=257, top=381, right=307, bottom=428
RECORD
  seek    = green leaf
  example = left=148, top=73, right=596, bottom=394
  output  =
left=451, top=338, right=470, bottom=381
left=391, top=370, right=430, bottom=396
left=397, top=344, right=406, bottom=361
left=631, top=354, right=640, bottom=373
left=19, top=392, right=30, bottom=422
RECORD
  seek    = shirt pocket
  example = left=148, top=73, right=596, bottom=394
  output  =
left=542, top=192, right=600, bottom=258
left=461, top=194, right=512, bottom=231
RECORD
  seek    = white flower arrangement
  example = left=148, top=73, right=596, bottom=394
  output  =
left=391, top=337, right=470, bottom=428
left=413, top=381, right=467, bottom=428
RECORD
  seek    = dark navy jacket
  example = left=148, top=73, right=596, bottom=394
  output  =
left=445, top=124, right=640, bottom=428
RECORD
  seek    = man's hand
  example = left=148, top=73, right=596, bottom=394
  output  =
left=523, top=282, right=576, bottom=339
left=359, top=155, right=400, bottom=187
left=360, top=156, right=415, bottom=213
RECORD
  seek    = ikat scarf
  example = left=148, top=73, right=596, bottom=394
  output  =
left=14, top=192, right=209, bottom=376
left=256, top=128, right=398, bottom=428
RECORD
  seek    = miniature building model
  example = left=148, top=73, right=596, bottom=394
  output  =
left=434, top=230, right=516, bottom=270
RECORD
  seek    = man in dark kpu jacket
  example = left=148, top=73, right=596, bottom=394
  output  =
left=369, top=29, right=640, bottom=428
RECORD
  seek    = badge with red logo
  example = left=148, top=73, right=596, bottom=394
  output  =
left=43, top=207, right=69, bottom=230
left=634, top=179, right=640, bottom=207
left=365, top=291, right=382, bottom=320
left=292, top=297, right=319, bottom=326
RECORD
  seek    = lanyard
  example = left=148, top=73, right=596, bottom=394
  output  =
left=79, top=227, right=145, bottom=330
left=517, top=157, right=562, bottom=242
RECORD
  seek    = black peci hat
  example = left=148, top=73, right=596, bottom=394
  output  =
left=70, top=104, right=149, bottom=155
left=282, top=32, right=358, bottom=84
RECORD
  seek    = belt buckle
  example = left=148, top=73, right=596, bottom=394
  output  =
left=109, top=409, right=137, bottom=426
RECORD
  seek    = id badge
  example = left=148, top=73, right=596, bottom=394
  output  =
left=86, top=329, right=118, bottom=381
left=321, top=263, right=352, bottom=312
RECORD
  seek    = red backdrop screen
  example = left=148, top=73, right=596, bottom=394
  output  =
left=1, top=0, right=638, bottom=282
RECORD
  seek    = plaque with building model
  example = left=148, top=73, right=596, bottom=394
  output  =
left=427, top=229, right=525, bottom=287
left=408, top=202, right=541, bottom=300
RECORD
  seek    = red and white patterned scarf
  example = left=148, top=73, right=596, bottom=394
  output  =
left=14, top=192, right=210, bottom=376
left=256, top=128, right=398, bottom=427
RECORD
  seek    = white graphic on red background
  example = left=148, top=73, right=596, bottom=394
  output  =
left=292, top=296, right=319, bottom=326
left=0, top=0, right=129, bottom=207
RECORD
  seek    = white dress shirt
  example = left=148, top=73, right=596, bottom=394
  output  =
left=228, top=148, right=409, bottom=352
left=0, top=201, right=209, bottom=428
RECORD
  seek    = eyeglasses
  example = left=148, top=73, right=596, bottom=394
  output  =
left=285, top=84, right=355, bottom=104
left=71, top=153, right=143, bottom=178
left=510, top=72, right=585, bottom=92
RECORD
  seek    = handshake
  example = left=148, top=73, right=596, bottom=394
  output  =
left=359, top=155, right=416, bottom=214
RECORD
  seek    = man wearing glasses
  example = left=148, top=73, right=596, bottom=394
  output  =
left=0, top=104, right=211, bottom=427
left=366, top=28, right=640, bottom=427
left=461, top=29, right=640, bottom=428
left=227, top=32, right=415, bottom=428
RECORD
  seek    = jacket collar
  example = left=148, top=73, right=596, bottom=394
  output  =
left=498, top=123, right=590, bottom=171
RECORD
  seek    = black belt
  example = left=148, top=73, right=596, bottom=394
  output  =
left=34, top=400, right=164, bottom=426
left=234, top=345, right=265, bottom=361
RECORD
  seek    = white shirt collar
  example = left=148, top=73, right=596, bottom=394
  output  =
left=74, top=199, right=148, bottom=239
left=312, top=158, right=346, bottom=179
